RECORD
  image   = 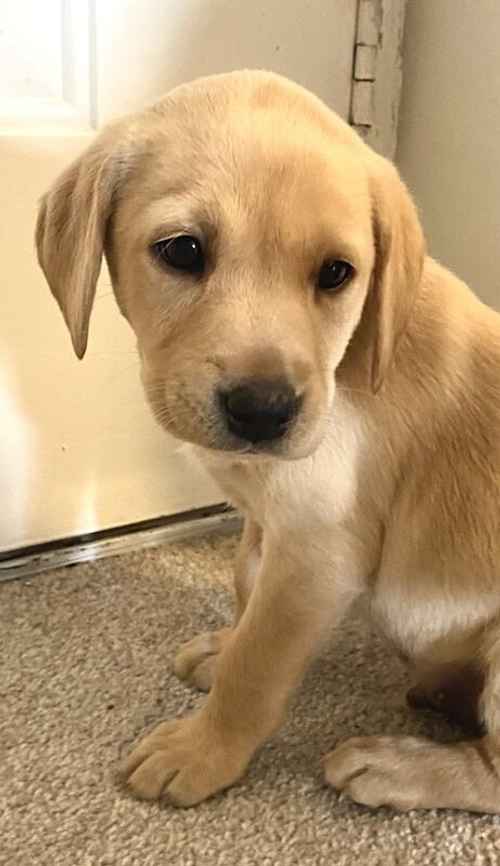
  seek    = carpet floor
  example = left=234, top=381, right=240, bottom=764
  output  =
left=2, top=532, right=500, bottom=865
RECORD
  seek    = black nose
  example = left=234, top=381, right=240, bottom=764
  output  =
left=219, top=380, right=302, bottom=444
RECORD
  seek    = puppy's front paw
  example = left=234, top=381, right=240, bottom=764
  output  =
left=324, top=735, right=435, bottom=811
left=121, top=712, right=249, bottom=806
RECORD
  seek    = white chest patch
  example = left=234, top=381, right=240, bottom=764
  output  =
left=195, top=393, right=369, bottom=536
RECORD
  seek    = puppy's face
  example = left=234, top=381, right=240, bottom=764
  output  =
left=36, top=72, right=424, bottom=460
left=112, top=110, right=373, bottom=459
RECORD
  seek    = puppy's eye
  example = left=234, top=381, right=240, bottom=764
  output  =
left=317, top=259, right=353, bottom=292
left=152, top=235, right=204, bottom=274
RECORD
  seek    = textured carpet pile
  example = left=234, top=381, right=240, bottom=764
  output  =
left=2, top=532, right=500, bottom=865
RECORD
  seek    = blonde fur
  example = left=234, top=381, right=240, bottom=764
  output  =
left=36, top=71, right=500, bottom=813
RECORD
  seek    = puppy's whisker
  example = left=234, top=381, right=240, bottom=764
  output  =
left=150, top=405, right=204, bottom=428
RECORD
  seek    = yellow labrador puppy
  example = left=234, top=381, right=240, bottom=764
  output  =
left=36, top=71, right=500, bottom=813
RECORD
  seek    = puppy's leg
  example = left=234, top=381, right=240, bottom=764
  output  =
left=123, top=538, right=359, bottom=806
left=174, top=519, right=261, bottom=691
left=325, top=647, right=500, bottom=813
left=325, top=733, right=500, bottom=812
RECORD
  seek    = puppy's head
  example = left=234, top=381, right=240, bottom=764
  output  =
left=36, top=71, right=424, bottom=460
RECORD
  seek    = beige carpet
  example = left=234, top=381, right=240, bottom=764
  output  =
left=2, top=533, right=500, bottom=866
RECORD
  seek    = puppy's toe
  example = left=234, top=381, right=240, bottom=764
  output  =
left=174, top=628, right=232, bottom=691
left=324, top=735, right=434, bottom=811
left=121, top=712, right=251, bottom=806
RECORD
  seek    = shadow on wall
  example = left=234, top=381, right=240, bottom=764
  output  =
left=96, top=0, right=356, bottom=123
left=396, top=0, right=500, bottom=311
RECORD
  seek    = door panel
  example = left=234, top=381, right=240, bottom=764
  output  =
left=1, top=137, right=221, bottom=551
left=0, top=0, right=357, bottom=552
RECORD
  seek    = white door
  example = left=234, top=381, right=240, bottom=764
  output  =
left=0, top=0, right=359, bottom=554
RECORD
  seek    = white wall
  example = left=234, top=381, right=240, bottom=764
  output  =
left=95, top=0, right=356, bottom=124
left=397, top=1, right=500, bottom=311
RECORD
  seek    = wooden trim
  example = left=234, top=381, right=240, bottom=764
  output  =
left=350, top=0, right=408, bottom=158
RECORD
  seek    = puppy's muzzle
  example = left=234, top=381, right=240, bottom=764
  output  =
left=218, top=379, right=303, bottom=444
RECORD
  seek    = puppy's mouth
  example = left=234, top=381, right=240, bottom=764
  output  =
left=216, top=430, right=299, bottom=461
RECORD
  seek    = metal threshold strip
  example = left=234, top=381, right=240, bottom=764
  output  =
left=0, top=503, right=241, bottom=583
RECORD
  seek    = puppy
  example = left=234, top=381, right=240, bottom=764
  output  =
left=36, top=71, right=500, bottom=813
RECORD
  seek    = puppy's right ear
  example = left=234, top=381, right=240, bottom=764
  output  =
left=368, top=155, right=425, bottom=393
left=35, top=129, right=129, bottom=358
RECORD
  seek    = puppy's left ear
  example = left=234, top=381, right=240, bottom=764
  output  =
left=368, top=154, right=425, bottom=392
left=35, top=124, right=131, bottom=359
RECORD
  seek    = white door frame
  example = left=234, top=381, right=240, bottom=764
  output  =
left=350, top=0, right=408, bottom=158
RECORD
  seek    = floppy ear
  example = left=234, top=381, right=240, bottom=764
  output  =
left=35, top=131, right=128, bottom=358
left=368, top=155, right=425, bottom=392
